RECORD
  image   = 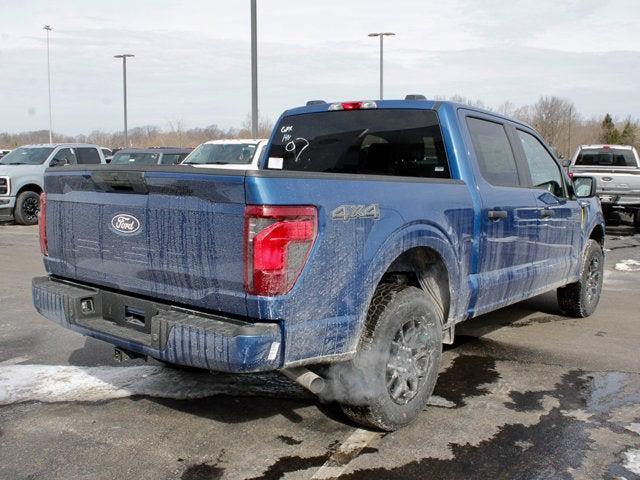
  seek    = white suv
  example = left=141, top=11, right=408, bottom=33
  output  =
left=182, top=139, right=267, bottom=170
left=0, top=143, right=106, bottom=225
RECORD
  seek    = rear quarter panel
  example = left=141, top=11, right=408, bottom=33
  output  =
left=244, top=172, right=474, bottom=366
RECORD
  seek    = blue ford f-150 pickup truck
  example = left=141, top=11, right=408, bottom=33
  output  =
left=32, top=98, right=605, bottom=430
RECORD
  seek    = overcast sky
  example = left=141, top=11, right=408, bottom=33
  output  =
left=1, top=0, right=639, bottom=135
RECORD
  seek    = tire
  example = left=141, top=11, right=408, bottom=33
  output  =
left=557, top=239, right=604, bottom=318
left=14, top=191, right=41, bottom=225
left=633, top=210, right=640, bottom=229
left=335, top=283, right=443, bottom=431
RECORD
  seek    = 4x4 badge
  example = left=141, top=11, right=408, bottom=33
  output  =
left=331, top=204, right=380, bottom=221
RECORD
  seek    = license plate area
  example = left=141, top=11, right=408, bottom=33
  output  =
left=100, top=291, right=158, bottom=334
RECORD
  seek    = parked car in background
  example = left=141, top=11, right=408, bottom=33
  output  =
left=182, top=139, right=267, bottom=170
left=110, top=148, right=192, bottom=166
left=101, top=148, right=113, bottom=163
left=0, top=149, right=11, bottom=159
left=0, top=143, right=105, bottom=224
left=569, top=144, right=640, bottom=226
left=32, top=99, right=605, bottom=430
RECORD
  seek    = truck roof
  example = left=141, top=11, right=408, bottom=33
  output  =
left=115, top=147, right=193, bottom=154
left=202, top=139, right=266, bottom=145
left=282, top=99, right=535, bottom=131
left=577, top=144, right=635, bottom=150
left=18, top=143, right=102, bottom=148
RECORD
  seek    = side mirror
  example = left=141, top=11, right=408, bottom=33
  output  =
left=49, top=158, right=66, bottom=167
left=573, top=176, right=596, bottom=198
left=561, top=159, right=571, bottom=168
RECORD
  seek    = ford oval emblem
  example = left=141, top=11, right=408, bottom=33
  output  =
left=111, top=214, right=141, bottom=234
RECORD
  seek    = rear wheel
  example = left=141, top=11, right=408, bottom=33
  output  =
left=557, top=239, right=604, bottom=317
left=335, top=283, right=442, bottom=431
left=14, top=191, right=40, bottom=225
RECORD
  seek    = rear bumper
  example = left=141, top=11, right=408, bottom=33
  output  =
left=32, top=276, right=283, bottom=372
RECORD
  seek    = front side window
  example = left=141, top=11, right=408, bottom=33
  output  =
left=466, top=117, right=519, bottom=187
left=266, top=109, right=450, bottom=178
left=517, top=130, right=565, bottom=198
left=183, top=143, right=257, bottom=165
left=159, top=153, right=182, bottom=165
left=76, top=147, right=101, bottom=164
left=575, top=148, right=638, bottom=167
left=53, top=148, right=77, bottom=165
left=0, top=147, right=53, bottom=165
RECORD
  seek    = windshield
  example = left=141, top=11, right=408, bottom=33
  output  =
left=0, top=147, right=54, bottom=165
left=575, top=148, right=638, bottom=167
left=183, top=143, right=257, bottom=165
left=111, top=152, right=160, bottom=165
left=266, top=109, right=450, bottom=178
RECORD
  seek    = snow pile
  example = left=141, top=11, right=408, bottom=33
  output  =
left=0, top=364, right=306, bottom=405
left=615, top=259, right=640, bottom=272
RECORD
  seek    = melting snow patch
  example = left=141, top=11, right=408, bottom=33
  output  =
left=0, top=364, right=307, bottom=405
left=623, top=449, right=640, bottom=475
left=615, top=259, right=640, bottom=272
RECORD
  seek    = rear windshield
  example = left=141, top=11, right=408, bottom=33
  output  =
left=575, top=148, right=638, bottom=167
left=0, top=147, right=53, bottom=165
left=111, top=152, right=160, bottom=165
left=266, top=109, right=450, bottom=178
left=183, top=143, right=257, bottom=165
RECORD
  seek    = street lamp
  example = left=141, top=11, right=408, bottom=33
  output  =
left=43, top=25, right=53, bottom=144
left=114, top=54, right=135, bottom=147
left=250, top=0, right=258, bottom=138
left=368, top=32, right=395, bottom=100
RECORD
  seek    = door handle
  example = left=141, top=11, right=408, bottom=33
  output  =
left=488, top=210, right=508, bottom=221
left=540, top=208, right=555, bottom=218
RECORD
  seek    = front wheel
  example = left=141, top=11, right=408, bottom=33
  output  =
left=333, top=284, right=442, bottom=431
left=14, top=191, right=41, bottom=225
left=557, top=239, right=604, bottom=317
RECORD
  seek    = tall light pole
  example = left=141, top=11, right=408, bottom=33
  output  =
left=43, top=25, right=53, bottom=144
left=114, top=54, right=134, bottom=147
left=368, top=32, right=395, bottom=100
left=250, top=0, right=258, bottom=138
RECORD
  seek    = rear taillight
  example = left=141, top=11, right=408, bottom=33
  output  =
left=244, top=205, right=317, bottom=296
left=38, top=193, right=48, bottom=256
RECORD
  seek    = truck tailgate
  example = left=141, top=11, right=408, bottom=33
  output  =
left=43, top=167, right=247, bottom=316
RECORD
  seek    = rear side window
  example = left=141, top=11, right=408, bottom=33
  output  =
left=76, top=147, right=101, bottom=164
left=575, top=148, right=638, bottom=167
left=267, top=109, right=450, bottom=178
left=467, top=117, right=520, bottom=187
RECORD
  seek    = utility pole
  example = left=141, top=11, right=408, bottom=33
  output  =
left=114, top=54, right=135, bottom=147
left=43, top=25, right=53, bottom=143
left=368, top=32, right=395, bottom=99
left=250, top=0, right=258, bottom=138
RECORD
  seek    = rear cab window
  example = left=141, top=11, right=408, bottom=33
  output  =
left=266, top=109, right=450, bottom=178
left=575, top=148, right=638, bottom=167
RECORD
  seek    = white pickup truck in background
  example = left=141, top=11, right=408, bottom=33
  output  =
left=181, top=139, right=267, bottom=170
left=569, top=144, right=640, bottom=227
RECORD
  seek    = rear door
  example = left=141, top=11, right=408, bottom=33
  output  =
left=463, top=114, right=540, bottom=314
left=514, top=129, right=581, bottom=286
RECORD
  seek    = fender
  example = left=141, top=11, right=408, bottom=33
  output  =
left=349, top=221, right=468, bottom=352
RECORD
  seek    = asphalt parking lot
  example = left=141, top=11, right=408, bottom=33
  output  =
left=1, top=222, right=640, bottom=480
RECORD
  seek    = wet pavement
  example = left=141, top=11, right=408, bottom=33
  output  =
left=1, top=222, right=640, bottom=479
